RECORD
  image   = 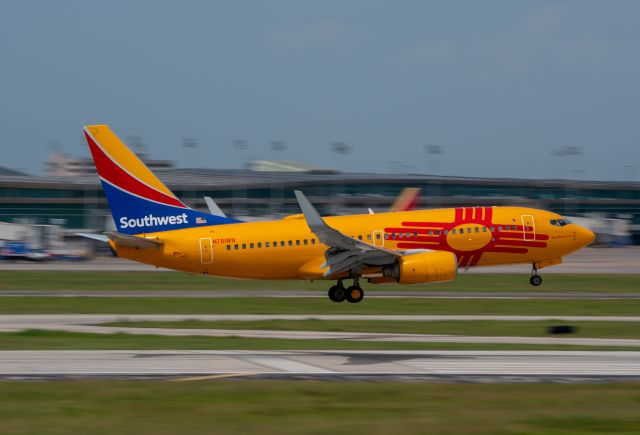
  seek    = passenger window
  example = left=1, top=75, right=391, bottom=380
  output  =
left=358, top=235, right=362, bottom=240
left=475, top=227, right=479, bottom=233
left=311, top=239, right=316, bottom=244
left=376, top=233, right=381, bottom=239
left=280, top=241, right=285, bottom=247
left=226, top=245, right=231, bottom=250
left=249, top=243, right=254, bottom=249
left=444, top=230, right=449, bottom=235
left=452, top=229, right=456, bottom=234
left=498, top=226, right=502, bottom=231
left=257, top=242, right=262, bottom=248
left=482, top=227, right=487, bottom=232
left=384, top=234, right=389, bottom=240
left=467, top=228, right=472, bottom=234
left=490, top=227, right=495, bottom=232
left=266, top=242, right=270, bottom=248
left=288, top=240, right=292, bottom=246
left=429, top=230, right=433, bottom=236
left=303, top=239, right=308, bottom=245
left=367, top=234, right=372, bottom=241
left=414, top=232, right=418, bottom=237
left=296, top=240, right=300, bottom=245
left=234, top=244, right=239, bottom=250
left=242, top=243, right=246, bottom=249
left=273, top=241, right=277, bottom=247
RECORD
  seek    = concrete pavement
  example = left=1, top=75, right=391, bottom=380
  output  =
left=0, top=350, right=638, bottom=380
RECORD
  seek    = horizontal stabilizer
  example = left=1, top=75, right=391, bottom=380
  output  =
left=75, top=233, right=110, bottom=243
left=105, top=231, right=163, bottom=249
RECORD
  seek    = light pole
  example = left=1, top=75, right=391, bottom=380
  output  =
left=232, top=139, right=250, bottom=216
left=425, top=144, right=444, bottom=175
left=269, top=141, right=287, bottom=161
left=550, top=146, right=583, bottom=215
left=330, top=142, right=352, bottom=214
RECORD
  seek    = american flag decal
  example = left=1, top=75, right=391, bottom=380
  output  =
left=196, top=217, right=207, bottom=224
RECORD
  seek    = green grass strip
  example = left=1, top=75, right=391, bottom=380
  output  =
left=1, top=381, right=640, bottom=435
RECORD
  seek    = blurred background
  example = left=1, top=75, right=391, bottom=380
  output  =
left=1, top=0, right=638, bottom=260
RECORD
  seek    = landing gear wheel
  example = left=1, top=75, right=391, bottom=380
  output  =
left=328, top=285, right=346, bottom=302
left=345, top=285, right=364, bottom=303
left=530, top=275, right=542, bottom=286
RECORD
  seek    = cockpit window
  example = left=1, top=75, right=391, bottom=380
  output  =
left=550, top=218, right=571, bottom=227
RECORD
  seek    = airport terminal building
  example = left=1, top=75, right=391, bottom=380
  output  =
left=1, top=160, right=638, bottom=244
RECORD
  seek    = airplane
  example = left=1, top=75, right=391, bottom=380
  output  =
left=80, top=125, right=596, bottom=303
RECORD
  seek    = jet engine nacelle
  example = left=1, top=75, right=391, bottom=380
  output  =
left=383, top=251, right=457, bottom=284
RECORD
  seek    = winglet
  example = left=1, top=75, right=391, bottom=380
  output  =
left=204, top=196, right=227, bottom=218
left=294, top=190, right=360, bottom=251
left=294, top=190, right=326, bottom=232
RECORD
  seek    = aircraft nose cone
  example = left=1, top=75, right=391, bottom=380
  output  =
left=576, top=226, right=596, bottom=247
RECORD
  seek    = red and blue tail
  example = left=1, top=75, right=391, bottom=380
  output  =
left=84, top=125, right=239, bottom=235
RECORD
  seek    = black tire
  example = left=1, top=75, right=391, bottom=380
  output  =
left=345, top=285, right=364, bottom=303
left=530, top=275, right=542, bottom=286
left=328, top=285, right=346, bottom=302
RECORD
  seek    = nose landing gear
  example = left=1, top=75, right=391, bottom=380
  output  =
left=328, top=278, right=364, bottom=303
left=530, top=264, right=542, bottom=286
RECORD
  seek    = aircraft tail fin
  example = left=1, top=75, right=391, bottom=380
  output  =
left=84, top=125, right=239, bottom=234
left=389, top=187, right=421, bottom=212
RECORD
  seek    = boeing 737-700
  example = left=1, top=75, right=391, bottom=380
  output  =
left=80, top=125, right=595, bottom=303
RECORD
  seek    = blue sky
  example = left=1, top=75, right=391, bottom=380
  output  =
left=1, top=1, right=639, bottom=180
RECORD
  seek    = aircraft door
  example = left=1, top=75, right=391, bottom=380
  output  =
left=199, top=237, right=213, bottom=264
left=521, top=215, right=535, bottom=241
left=372, top=230, right=384, bottom=247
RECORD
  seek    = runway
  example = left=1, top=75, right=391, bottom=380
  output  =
left=1, top=350, right=639, bottom=381
left=2, top=314, right=640, bottom=347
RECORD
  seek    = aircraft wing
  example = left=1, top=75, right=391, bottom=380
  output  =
left=294, top=190, right=401, bottom=277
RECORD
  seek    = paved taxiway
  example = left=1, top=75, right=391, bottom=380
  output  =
left=1, top=350, right=638, bottom=380
left=3, top=314, right=640, bottom=347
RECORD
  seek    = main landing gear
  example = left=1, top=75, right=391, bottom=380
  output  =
left=328, top=278, right=364, bottom=303
left=530, top=264, right=543, bottom=287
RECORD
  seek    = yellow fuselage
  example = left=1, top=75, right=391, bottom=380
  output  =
left=112, top=206, right=594, bottom=282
